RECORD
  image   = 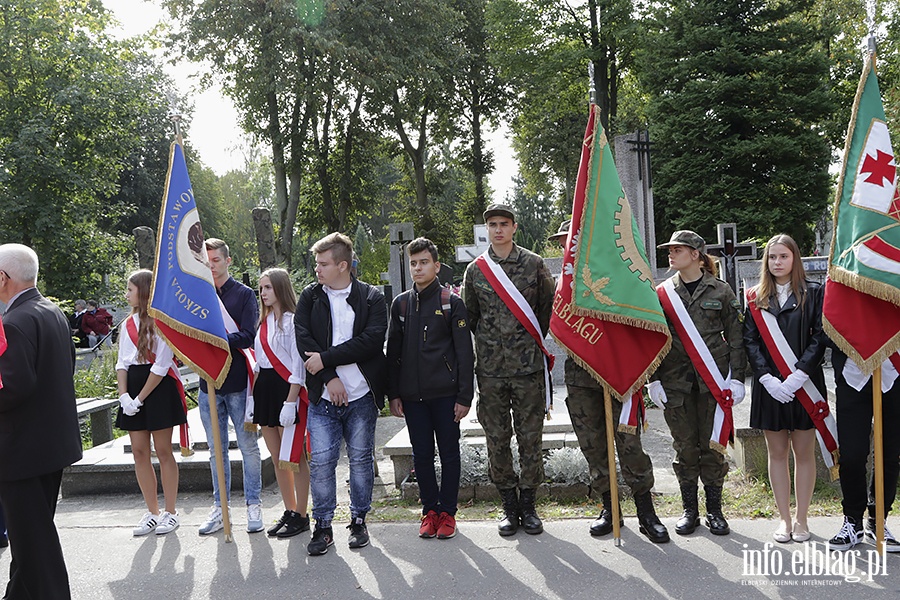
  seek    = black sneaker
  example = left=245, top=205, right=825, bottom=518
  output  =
left=347, top=517, right=369, bottom=549
left=267, top=510, right=291, bottom=537
left=864, top=517, right=900, bottom=552
left=829, top=516, right=863, bottom=551
left=277, top=512, right=311, bottom=539
left=307, top=525, right=334, bottom=556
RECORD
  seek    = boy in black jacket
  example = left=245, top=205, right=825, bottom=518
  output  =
left=387, top=237, right=474, bottom=539
left=294, top=232, right=387, bottom=555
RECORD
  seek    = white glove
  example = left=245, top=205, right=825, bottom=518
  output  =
left=646, top=381, right=668, bottom=406
left=119, top=393, right=132, bottom=410
left=279, top=402, right=297, bottom=427
left=782, top=370, right=809, bottom=395
left=760, top=374, right=793, bottom=404
left=729, top=380, right=745, bottom=405
left=123, top=397, right=142, bottom=416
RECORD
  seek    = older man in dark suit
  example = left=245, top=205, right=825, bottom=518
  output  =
left=0, top=244, right=82, bottom=600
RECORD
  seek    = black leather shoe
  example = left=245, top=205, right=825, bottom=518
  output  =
left=498, top=488, right=519, bottom=536
left=675, top=482, right=700, bottom=535
left=589, top=491, right=622, bottom=536
left=519, top=488, right=543, bottom=535
left=267, top=510, right=291, bottom=537
left=704, top=485, right=730, bottom=536
left=277, top=512, right=311, bottom=538
left=676, top=509, right=700, bottom=535
left=634, top=491, right=670, bottom=544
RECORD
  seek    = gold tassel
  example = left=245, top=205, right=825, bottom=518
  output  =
left=278, top=460, right=300, bottom=472
left=244, top=422, right=258, bottom=433
left=180, top=445, right=195, bottom=457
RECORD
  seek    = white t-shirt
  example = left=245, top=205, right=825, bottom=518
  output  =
left=322, top=284, right=370, bottom=402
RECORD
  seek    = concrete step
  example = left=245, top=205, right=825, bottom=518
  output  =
left=62, top=407, right=275, bottom=497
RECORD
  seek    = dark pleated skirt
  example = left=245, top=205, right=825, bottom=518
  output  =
left=749, top=381, right=815, bottom=432
left=115, top=364, right=187, bottom=432
left=253, top=368, right=297, bottom=427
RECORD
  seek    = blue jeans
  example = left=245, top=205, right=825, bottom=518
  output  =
left=403, top=396, right=461, bottom=515
left=307, top=393, right=378, bottom=526
left=198, top=389, right=262, bottom=506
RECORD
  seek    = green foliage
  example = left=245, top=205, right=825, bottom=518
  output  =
left=74, top=350, right=119, bottom=400
left=638, top=0, right=835, bottom=249
left=0, top=0, right=188, bottom=300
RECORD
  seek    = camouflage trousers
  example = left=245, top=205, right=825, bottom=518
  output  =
left=476, top=371, right=545, bottom=490
left=565, top=385, right=655, bottom=498
left=662, top=386, right=728, bottom=488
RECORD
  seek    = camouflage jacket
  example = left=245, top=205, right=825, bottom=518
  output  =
left=462, top=244, right=555, bottom=378
left=652, top=271, right=747, bottom=394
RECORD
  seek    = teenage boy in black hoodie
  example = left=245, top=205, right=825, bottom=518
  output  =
left=387, top=237, right=474, bottom=539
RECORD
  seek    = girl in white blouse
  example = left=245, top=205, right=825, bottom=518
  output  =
left=253, top=268, right=311, bottom=538
left=116, top=270, right=186, bottom=536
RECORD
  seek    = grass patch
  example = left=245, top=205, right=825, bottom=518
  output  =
left=368, top=468, right=849, bottom=522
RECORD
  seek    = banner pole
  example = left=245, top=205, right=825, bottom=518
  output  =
left=206, top=379, right=233, bottom=543
left=873, top=365, right=885, bottom=556
left=604, top=388, right=621, bottom=546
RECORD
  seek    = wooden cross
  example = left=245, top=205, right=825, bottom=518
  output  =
left=705, top=223, right=757, bottom=296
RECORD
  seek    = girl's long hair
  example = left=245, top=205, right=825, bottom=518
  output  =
left=128, top=270, right=156, bottom=362
left=259, top=268, right=298, bottom=329
left=752, top=234, right=807, bottom=310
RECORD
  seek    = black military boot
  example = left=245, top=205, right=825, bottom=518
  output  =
left=590, top=491, right=623, bottom=537
left=634, top=491, right=670, bottom=544
left=704, top=485, right=730, bottom=535
left=518, top=488, right=543, bottom=535
left=498, top=488, right=520, bottom=536
left=675, top=482, right=701, bottom=535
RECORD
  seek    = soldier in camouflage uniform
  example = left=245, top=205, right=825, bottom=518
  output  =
left=648, top=230, right=747, bottom=536
left=548, top=221, right=668, bottom=543
left=462, top=203, right=555, bottom=536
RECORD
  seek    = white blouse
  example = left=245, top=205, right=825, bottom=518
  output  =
left=254, top=311, right=305, bottom=386
left=116, top=314, right=176, bottom=377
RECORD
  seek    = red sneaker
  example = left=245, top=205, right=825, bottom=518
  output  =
left=436, top=512, right=456, bottom=539
left=419, top=510, right=439, bottom=538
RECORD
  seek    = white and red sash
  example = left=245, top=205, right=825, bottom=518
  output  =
left=618, top=391, right=646, bottom=434
left=475, top=252, right=555, bottom=414
left=259, top=316, right=309, bottom=470
left=657, top=278, right=734, bottom=453
left=746, top=290, right=840, bottom=478
left=218, top=298, right=257, bottom=431
left=126, top=316, right=190, bottom=451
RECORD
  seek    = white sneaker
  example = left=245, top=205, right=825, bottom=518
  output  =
left=133, top=512, right=159, bottom=536
left=199, top=505, right=224, bottom=536
left=156, top=511, right=180, bottom=535
left=247, top=503, right=264, bottom=533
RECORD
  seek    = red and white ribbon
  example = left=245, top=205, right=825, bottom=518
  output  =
left=126, top=316, right=190, bottom=450
left=259, top=315, right=309, bottom=470
left=475, top=253, right=555, bottom=412
left=618, top=390, right=645, bottom=434
left=746, top=291, right=840, bottom=476
left=218, top=298, right=257, bottom=431
left=658, top=279, right=733, bottom=453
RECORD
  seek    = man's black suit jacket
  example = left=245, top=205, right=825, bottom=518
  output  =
left=0, top=288, right=82, bottom=481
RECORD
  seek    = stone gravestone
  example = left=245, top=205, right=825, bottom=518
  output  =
left=133, top=226, right=156, bottom=270
left=454, top=224, right=489, bottom=263
left=387, top=223, right=415, bottom=295
left=705, top=223, right=757, bottom=300
left=251, top=207, right=278, bottom=270
left=614, top=130, right=657, bottom=274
